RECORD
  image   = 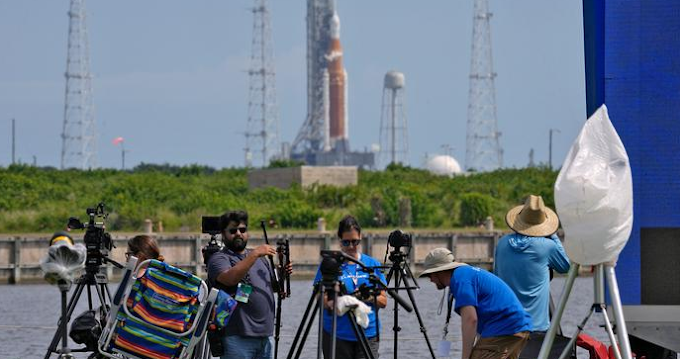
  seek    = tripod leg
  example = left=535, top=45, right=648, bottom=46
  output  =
left=294, top=296, right=319, bottom=359
left=44, top=281, right=86, bottom=359
left=400, top=273, right=436, bottom=359
left=600, top=304, right=622, bottom=359
left=287, top=285, right=319, bottom=359
left=557, top=305, right=597, bottom=359
left=605, top=264, right=633, bottom=359
left=392, top=268, right=400, bottom=359
left=347, top=311, right=375, bottom=359
left=538, top=263, right=579, bottom=359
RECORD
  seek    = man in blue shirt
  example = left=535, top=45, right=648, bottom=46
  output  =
left=419, top=248, right=532, bottom=359
left=495, top=195, right=570, bottom=332
left=314, top=215, right=387, bottom=359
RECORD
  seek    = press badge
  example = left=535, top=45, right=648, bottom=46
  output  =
left=235, top=283, right=252, bottom=303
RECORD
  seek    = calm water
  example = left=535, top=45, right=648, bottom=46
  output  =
left=0, top=277, right=610, bottom=358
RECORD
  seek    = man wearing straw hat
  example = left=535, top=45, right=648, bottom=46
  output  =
left=494, top=195, right=570, bottom=333
left=419, top=248, right=532, bottom=359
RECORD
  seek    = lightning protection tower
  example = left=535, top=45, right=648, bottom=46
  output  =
left=244, top=0, right=280, bottom=167
left=465, top=0, right=502, bottom=172
left=61, top=0, right=97, bottom=169
left=379, top=71, right=409, bottom=168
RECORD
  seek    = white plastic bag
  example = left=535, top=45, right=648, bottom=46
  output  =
left=40, top=242, right=87, bottom=284
left=554, top=104, right=633, bottom=265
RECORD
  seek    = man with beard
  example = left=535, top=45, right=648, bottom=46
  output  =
left=208, top=210, right=286, bottom=359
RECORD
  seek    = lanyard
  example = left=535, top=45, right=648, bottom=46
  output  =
left=226, top=249, right=252, bottom=285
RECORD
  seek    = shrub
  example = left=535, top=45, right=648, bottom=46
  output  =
left=459, top=193, right=495, bottom=226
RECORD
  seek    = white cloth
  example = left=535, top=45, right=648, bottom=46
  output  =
left=335, top=295, right=372, bottom=329
left=554, top=104, right=633, bottom=265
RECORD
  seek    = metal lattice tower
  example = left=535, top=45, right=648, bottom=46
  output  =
left=61, top=0, right=97, bottom=169
left=465, top=0, right=502, bottom=172
left=245, top=0, right=280, bottom=167
left=379, top=71, right=409, bottom=168
left=291, top=0, right=335, bottom=155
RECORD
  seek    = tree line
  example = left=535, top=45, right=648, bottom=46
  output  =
left=0, top=163, right=557, bottom=233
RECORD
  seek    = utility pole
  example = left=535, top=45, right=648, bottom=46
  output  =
left=549, top=128, right=560, bottom=169
left=11, top=118, right=16, bottom=165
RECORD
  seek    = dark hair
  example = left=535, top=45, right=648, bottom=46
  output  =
left=128, top=235, right=164, bottom=262
left=220, top=210, right=249, bottom=231
left=337, top=215, right=361, bottom=238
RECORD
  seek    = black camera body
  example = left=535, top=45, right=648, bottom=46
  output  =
left=201, top=216, right=223, bottom=265
left=68, top=203, right=114, bottom=268
left=388, top=229, right=412, bottom=250
left=320, top=250, right=345, bottom=286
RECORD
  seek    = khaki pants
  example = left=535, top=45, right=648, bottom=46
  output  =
left=470, top=332, right=530, bottom=359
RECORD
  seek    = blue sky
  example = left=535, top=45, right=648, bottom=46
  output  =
left=0, top=0, right=585, bottom=169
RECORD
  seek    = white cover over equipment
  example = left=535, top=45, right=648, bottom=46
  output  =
left=554, top=105, right=633, bottom=265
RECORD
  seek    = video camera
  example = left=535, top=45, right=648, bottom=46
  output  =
left=201, top=216, right=223, bottom=265
left=67, top=202, right=114, bottom=268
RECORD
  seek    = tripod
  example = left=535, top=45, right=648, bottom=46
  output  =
left=384, top=248, right=436, bottom=359
left=44, top=258, right=123, bottom=359
left=287, top=280, right=375, bottom=359
left=538, top=263, right=633, bottom=359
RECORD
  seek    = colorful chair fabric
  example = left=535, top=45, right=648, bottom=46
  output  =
left=98, top=258, right=218, bottom=359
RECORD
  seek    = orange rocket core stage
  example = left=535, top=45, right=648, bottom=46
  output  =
left=328, top=33, right=346, bottom=141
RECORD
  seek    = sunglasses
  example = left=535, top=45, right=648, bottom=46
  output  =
left=125, top=251, right=136, bottom=260
left=341, top=239, right=361, bottom=247
left=228, top=227, right=248, bottom=235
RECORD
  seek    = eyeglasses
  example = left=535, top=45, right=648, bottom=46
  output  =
left=228, top=227, right=248, bottom=235
left=341, top=239, right=361, bottom=247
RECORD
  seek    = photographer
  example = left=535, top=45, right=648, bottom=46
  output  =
left=314, top=215, right=387, bottom=359
left=126, top=235, right=164, bottom=276
left=207, top=210, right=292, bottom=359
left=494, top=195, right=570, bottom=333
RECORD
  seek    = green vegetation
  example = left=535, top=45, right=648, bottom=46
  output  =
left=0, top=163, right=557, bottom=233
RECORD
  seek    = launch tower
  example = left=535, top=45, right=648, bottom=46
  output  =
left=60, top=0, right=97, bottom=169
left=290, top=1, right=373, bottom=168
left=465, top=0, right=502, bottom=172
left=244, top=0, right=280, bottom=167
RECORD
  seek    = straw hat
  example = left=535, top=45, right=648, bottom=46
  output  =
left=505, top=195, right=559, bottom=237
left=417, top=248, right=467, bottom=278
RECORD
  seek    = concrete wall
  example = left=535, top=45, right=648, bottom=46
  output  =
left=0, top=231, right=501, bottom=283
left=248, top=166, right=357, bottom=189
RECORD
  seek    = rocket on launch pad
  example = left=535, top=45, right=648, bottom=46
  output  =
left=325, top=12, right=349, bottom=151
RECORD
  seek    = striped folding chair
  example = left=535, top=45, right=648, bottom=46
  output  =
left=98, top=257, right=218, bottom=359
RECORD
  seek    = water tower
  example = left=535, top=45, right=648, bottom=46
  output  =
left=379, top=71, right=409, bottom=168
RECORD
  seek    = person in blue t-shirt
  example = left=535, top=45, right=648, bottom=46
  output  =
left=495, top=195, right=570, bottom=333
left=313, top=215, right=387, bottom=359
left=419, top=248, right=532, bottom=359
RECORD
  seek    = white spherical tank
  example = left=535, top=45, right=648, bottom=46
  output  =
left=384, top=71, right=405, bottom=89
left=425, top=155, right=462, bottom=176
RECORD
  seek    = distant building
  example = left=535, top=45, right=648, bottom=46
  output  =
left=425, top=155, right=463, bottom=177
left=247, top=166, right=358, bottom=190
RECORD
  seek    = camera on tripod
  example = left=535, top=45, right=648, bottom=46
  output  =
left=320, top=250, right=345, bottom=286
left=201, top=216, right=223, bottom=265
left=67, top=202, right=114, bottom=268
left=388, top=229, right=412, bottom=251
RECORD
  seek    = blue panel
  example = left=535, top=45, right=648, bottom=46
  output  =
left=583, top=0, right=680, bottom=304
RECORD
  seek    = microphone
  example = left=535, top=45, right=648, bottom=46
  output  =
left=386, top=289, right=413, bottom=312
